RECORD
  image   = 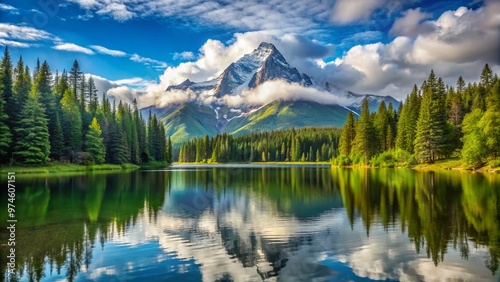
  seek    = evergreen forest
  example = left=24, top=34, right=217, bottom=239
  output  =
left=336, top=65, right=500, bottom=167
left=0, top=47, right=172, bottom=165
left=177, top=64, right=500, bottom=168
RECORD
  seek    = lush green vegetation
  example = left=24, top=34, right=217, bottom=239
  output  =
left=225, top=100, right=351, bottom=135
left=177, top=127, right=341, bottom=163
left=0, top=47, right=172, bottom=167
left=0, top=162, right=140, bottom=175
left=335, top=64, right=500, bottom=169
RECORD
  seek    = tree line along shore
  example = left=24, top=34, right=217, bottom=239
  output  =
left=0, top=47, right=172, bottom=172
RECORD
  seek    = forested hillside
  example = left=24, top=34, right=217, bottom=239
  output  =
left=177, top=127, right=341, bottom=163
left=177, top=64, right=499, bottom=168
left=336, top=65, right=500, bottom=167
left=0, top=47, right=172, bottom=165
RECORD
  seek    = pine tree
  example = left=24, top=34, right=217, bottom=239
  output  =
left=69, top=60, right=83, bottom=98
left=0, top=84, right=11, bottom=160
left=84, top=117, right=106, bottom=164
left=481, top=64, right=494, bottom=90
left=386, top=102, right=397, bottom=150
left=339, top=111, right=356, bottom=156
left=13, top=56, right=30, bottom=110
left=0, top=47, right=15, bottom=130
left=134, top=100, right=148, bottom=162
left=51, top=112, right=64, bottom=159
left=353, top=98, right=375, bottom=164
left=61, top=88, right=82, bottom=159
left=374, top=101, right=388, bottom=152
left=34, top=58, right=40, bottom=79
left=54, top=70, right=69, bottom=98
left=87, top=76, right=98, bottom=113
left=15, top=96, right=50, bottom=164
left=79, top=72, right=86, bottom=111
left=167, top=136, right=173, bottom=163
left=414, top=71, right=447, bottom=163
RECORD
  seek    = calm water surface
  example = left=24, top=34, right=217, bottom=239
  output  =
left=1, top=166, right=500, bottom=282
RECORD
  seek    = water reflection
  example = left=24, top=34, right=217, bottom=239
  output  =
left=1, top=168, right=499, bottom=281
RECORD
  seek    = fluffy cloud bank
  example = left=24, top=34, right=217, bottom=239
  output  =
left=321, top=2, right=500, bottom=97
left=221, top=80, right=353, bottom=108
left=92, top=2, right=500, bottom=109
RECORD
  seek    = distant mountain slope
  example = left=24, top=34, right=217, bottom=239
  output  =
left=160, top=103, right=219, bottom=144
left=146, top=42, right=400, bottom=145
left=225, top=101, right=352, bottom=135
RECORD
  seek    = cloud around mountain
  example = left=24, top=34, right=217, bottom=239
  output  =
left=137, top=2, right=499, bottom=107
left=153, top=80, right=355, bottom=109
left=83, top=1, right=499, bottom=110
left=221, top=80, right=355, bottom=108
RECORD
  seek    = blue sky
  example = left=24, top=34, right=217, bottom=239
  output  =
left=0, top=0, right=498, bottom=106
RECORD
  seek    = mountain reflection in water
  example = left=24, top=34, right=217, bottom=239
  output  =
left=1, top=167, right=499, bottom=282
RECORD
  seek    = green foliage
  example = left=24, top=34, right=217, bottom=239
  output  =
left=461, top=109, right=487, bottom=166
left=333, top=155, right=351, bottom=166
left=226, top=100, right=351, bottom=136
left=13, top=56, right=30, bottom=110
left=489, top=159, right=500, bottom=168
left=353, top=98, right=376, bottom=164
left=15, top=97, right=50, bottom=164
left=339, top=111, right=356, bottom=156
left=334, top=64, right=499, bottom=168
left=480, top=111, right=500, bottom=158
left=393, top=149, right=417, bottom=167
left=61, top=88, right=82, bottom=158
left=414, top=71, right=448, bottom=163
left=369, top=151, right=395, bottom=168
left=84, top=117, right=106, bottom=164
left=1, top=47, right=15, bottom=129
left=396, top=85, right=421, bottom=153
left=0, top=84, right=11, bottom=159
left=178, top=127, right=341, bottom=163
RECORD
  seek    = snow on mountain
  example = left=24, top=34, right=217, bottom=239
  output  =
left=158, top=42, right=399, bottom=143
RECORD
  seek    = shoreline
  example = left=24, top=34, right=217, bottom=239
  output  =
left=2, top=160, right=498, bottom=175
left=0, top=161, right=171, bottom=175
left=171, top=162, right=331, bottom=169
left=174, top=160, right=500, bottom=174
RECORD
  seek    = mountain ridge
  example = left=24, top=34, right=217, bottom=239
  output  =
left=150, top=42, right=400, bottom=144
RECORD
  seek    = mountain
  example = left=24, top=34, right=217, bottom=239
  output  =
left=151, top=42, right=399, bottom=145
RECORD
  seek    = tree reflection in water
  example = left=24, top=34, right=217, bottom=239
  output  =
left=1, top=168, right=499, bottom=281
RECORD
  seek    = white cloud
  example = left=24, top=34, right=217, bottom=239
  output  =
left=331, top=0, right=386, bottom=24
left=221, top=80, right=354, bottom=108
left=90, top=45, right=127, bottom=56
left=173, top=51, right=195, bottom=60
left=68, top=0, right=100, bottom=9
left=66, top=0, right=333, bottom=32
left=0, top=4, right=17, bottom=11
left=155, top=89, right=198, bottom=108
left=408, top=5, right=500, bottom=65
left=130, top=54, right=168, bottom=69
left=74, top=2, right=500, bottom=106
left=153, top=31, right=332, bottom=90
left=0, top=23, right=56, bottom=41
left=0, top=39, right=30, bottom=48
left=318, top=2, right=500, bottom=98
left=96, top=3, right=135, bottom=21
left=112, top=77, right=148, bottom=86
left=107, top=86, right=141, bottom=103
left=52, top=43, right=94, bottom=54
left=88, top=74, right=150, bottom=107
left=389, top=8, right=434, bottom=37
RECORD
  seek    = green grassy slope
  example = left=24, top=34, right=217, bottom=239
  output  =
left=225, top=100, right=351, bottom=135
left=161, top=102, right=219, bottom=144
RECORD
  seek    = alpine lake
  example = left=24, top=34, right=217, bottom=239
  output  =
left=1, top=165, right=500, bottom=282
